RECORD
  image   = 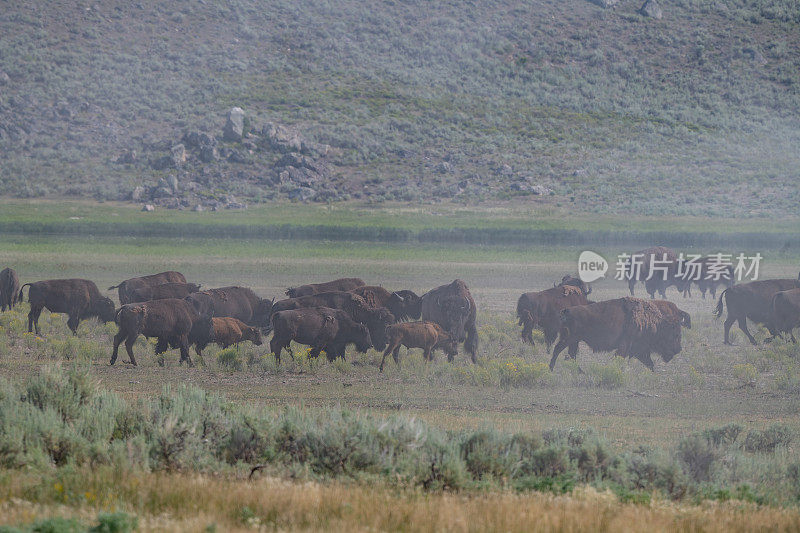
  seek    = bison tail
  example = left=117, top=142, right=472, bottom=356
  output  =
left=18, top=283, right=32, bottom=303
left=108, top=284, right=121, bottom=290
left=713, top=289, right=728, bottom=318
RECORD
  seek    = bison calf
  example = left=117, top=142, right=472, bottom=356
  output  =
left=379, top=321, right=457, bottom=372
left=193, top=317, right=263, bottom=356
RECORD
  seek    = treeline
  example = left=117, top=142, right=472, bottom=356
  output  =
left=1, top=220, right=797, bottom=249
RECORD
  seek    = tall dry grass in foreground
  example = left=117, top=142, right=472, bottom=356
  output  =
left=3, top=472, right=800, bottom=532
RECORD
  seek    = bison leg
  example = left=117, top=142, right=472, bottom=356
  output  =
left=124, top=336, right=138, bottom=366
left=379, top=341, right=399, bottom=372
left=638, top=353, right=655, bottom=371
left=178, top=335, right=193, bottom=367
left=28, top=304, right=43, bottom=334
left=110, top=330, right=126, bottom=365
left=550, top=340, right=569, bottom=371
left=67, top=313, right=81, bottom=336
left=465, top=324, right=478, bottom=363
left=723, top=315, right=736, bottom=345
left=736, top=317, right=758, bottom=345
left=521, top=320, right=534, bottom=345
left=269, top=337, right=285, bottom=365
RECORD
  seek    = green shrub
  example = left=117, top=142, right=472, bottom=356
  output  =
left=743, top=425, right=793, bottom=453
left=216, top=348, right=242, bottom=372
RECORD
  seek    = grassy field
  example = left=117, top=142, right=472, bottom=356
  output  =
left=1, top=204, right=800, bottom=530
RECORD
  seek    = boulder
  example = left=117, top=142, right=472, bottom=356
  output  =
left=142, top=204, right=155, bottom=212
left=499, top=164, right=513, bottom=176
left=288, top=187, right=316, bottom=202
left=116, top=149, right=137, bottom=164
left=640, top=0, right=662, bottom=19
left=171, top=144, right=186, bottom=166
left=223, top=107, right=245, bottom=141
left=199, top=145, right=219, bottom=162
left=531, top=185, right=553, bottom=195
left=184, top=131, right=217, bottom=148
left=589, top=0, right=618, bottom=7
left=0, top=70, right=9, bottom=86
left=131, top=186, right=145, bottom=201
left=167, top=175, right=179, bottom=193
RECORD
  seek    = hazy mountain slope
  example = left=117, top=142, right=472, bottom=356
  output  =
left=0, top=0, right=798, bottom=216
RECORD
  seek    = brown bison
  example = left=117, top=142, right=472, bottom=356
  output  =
left=128, top=282, right=202, bottom=303
left=0, top=267, right=21, bottom=311
left=678, top=256, right=735, bottom=299
left=285, top=277, right=365, bottom=298
left=420, top=280, right=477, bottom=362
left=20, top=279, right=116, bottom=335
left=109, top=271, right=187, bottom=305
left=625, top=246, right=681, bottom=299
left=185, top=286, right=273, bottom=330
left=111, top=298, right=210, bottom=366
left=517, top=278, right=591, bottom=350
left=192, top=317, right=263, bottom=356
left=270, top=291, right=394, bottom=350
left=349, top=285, right=422, bottom=321
left=379, top=321, right=457, bottom=372
left=551, top=297, right=688, bottom=371
left=714, top=278, right=800, bottom=345
left=771, top=288, right=800, bottom=343
left=270, top=307, right=373, bottom=363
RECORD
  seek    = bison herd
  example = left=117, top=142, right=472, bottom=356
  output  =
left=0, top=244, right=799, bottom=372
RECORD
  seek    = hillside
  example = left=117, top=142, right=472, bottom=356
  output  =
left=0, top=0, right=798, bottom=216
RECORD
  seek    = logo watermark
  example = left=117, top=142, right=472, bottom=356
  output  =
left=577, top=251, right=609, bottom=283
left=578, top=251, right=763, bottom=283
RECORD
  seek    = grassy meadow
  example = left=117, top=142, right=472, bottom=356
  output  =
left=0, top=202, right=800, bottom=530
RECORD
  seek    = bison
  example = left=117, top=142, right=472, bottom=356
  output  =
left=0, top=267, right=21, bottom=311
left=771, top=288, right=800, bottom=343
left=111, top=298, right=210, bottom=366
left=270, top=307, right=373, bottom=363
left=349, top=285, right=422, bottom=321
left=678, top=256, right=735, bottom=299
left=20, top=279, right=116, bottom=335
left=109, top=271, right=187, bottom=305
left=192, top=317, right=263, bottom=356
left=517, top=278, right=591, bottom=350
left=714, top=278, right=800, bottom=345
left=420, top=280, right=477, bottom=362
left=128, top=282, right=202, bottom=303
left=379, top=321, right=457, bottom=372
left=270, top=291, right=394, bottom=350
left=551, top=297, right=688, bottom=371
left=625, top=246, right=681, bottom=299
left=185, top=286, right=273, bottom=330
left=285, top=277, right=365, bottom=298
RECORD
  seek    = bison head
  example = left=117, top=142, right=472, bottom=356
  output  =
left=353, top=323, right=373, bottom=354
left=388, top=290, right=422, bottom=321
left=188, top=283, right=202, bottom=293
left=92, top=296, right=117, bottom=323
left=243, top=326, right=263, bottom=346
left=254, top=297, right=275, bottom=330
left=654, top=319, right=682, bottom=362
left=190, top=316, right=215, bottom=347
left=436, top=295, right=471, bottom=342
left=559, top=275, right=591, bottom=295
left=185, top=292, right=214, bottom=318
left=361, top=307, right=394, bottom=351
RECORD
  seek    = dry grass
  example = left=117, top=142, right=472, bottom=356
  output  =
left=2, top=471, right=800, bottom=532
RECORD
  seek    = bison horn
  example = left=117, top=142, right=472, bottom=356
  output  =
left=392, top=291, right=404, bottom=302
left=586, top=284, right=592, bottom=295
left=436, top=296, right=441, bottom=307
left=553, top=282, right=558, bottom=288
left=461, top=296, right=470, bottom=311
